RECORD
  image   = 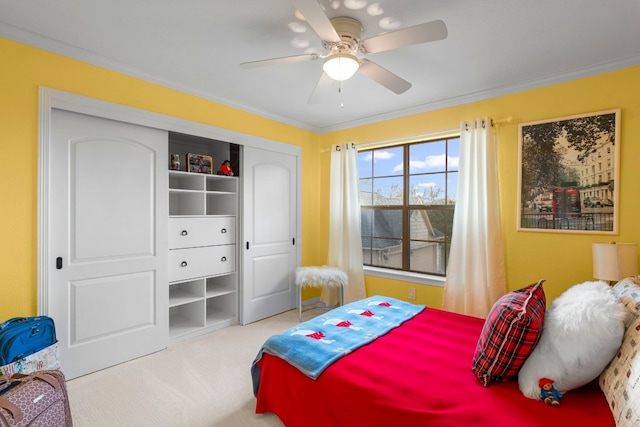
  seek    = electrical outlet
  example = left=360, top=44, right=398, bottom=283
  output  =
left=408, top=287, right=416, bottom=300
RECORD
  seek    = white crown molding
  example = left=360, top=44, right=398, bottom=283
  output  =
left=5, top=22, right=639, bottom=135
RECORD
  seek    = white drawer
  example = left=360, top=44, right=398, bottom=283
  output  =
left=169, top=245, right=236, bottom=282
left=169, top=217, right=235, bottom=249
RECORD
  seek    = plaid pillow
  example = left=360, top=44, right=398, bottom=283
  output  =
left=472, top=280, right=546, bottom=386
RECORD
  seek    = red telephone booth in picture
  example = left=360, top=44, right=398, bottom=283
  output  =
left=552, top=186, right=581, bottom=218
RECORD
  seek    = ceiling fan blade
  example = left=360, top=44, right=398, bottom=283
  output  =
left=358, top=59, right=411, bottom=94
left=240, top=53, right=320, bottom=69
left=292, top=0, right=341, bottom=43
left=308, top=72, right=334, bottom=104
left=361, top=20, right=448, bottom=54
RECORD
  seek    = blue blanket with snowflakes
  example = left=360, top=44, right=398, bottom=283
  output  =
left=251, top=295, right=426, bottom=396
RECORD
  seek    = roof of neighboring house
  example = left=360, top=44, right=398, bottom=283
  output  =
left=360, top=191, right=444, bottom=250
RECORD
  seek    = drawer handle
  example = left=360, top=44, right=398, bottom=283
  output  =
left=221, top=256, right=227, bottom=262
left=220, top=228, right=227, bottom=234
left=180, top=261, right=188, bottom=267
left=181, top=230, right=188, bottom=236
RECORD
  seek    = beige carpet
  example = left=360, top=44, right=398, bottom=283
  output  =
left=67, top=307, right=323, bottom=426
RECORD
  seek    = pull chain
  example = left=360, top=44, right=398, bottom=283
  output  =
left=339, top=81, right=344, bottom=108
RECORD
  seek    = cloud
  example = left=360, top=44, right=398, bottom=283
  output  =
left=361, top=150, right=395, bottom=162
left=374, top=151, right=395, bottom=160
left=364, top=151, right=459, bottom=173
left=404, top=154, right=460, bottom=172
left=418, top=182, right=437, bottom=188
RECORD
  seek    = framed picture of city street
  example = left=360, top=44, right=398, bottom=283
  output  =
left=517, top=109, right=620, bottom=234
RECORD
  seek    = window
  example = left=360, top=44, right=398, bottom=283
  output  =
left=358, top=137, right=459, bottom=276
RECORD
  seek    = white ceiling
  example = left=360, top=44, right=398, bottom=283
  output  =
left=1, top=0, right=638, bottom=133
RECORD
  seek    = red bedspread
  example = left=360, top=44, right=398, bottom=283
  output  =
left=255, top=307, right=614, bottom=427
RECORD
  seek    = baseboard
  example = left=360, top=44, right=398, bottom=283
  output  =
left=302, top=297, right=321, bottom=307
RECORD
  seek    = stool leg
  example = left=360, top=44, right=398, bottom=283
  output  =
left=298, top=285, right=302, bottom=321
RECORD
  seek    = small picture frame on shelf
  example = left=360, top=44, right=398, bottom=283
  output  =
left=169, top=153, right=181, bottom=171
left=187, top=153, right=213, bottom=174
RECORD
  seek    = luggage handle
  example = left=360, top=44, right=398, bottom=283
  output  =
left=0, top=372, right=61, bottom=422
left=8, top=372, right=60, bottom=391
left=0, top=397, right=23, bottom=423
left=31, top=372, right=61, bottom=391
left=0, top=318, right=27, bottom=329
left=0, top=316, right=49, bottom=329
left=0, top=372, right=61, bottom=398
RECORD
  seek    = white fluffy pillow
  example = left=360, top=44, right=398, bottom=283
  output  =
left=518, top=280, right=626, bottom=399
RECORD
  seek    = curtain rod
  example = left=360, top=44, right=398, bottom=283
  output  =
left=321, top=116, right=514, bottom=153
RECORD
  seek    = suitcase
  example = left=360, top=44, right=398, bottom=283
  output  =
left=0, top=343, right=60, bottom=378
left=0, top=370, right=72, bottom=426
left=0, top=317, right=57, bottom=366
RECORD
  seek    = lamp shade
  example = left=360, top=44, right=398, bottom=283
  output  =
left=592, top=242, right=638, bottom=282
left=323, top=53, right=359, bottom=81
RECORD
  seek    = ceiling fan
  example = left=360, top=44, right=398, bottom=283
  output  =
left=240, top=0, right=448, bottom=101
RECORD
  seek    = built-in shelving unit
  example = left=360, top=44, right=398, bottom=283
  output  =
left=167, top=132, right=240, bottom=343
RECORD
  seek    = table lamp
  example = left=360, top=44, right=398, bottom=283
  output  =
left=592, top=242, right=638, bottom=285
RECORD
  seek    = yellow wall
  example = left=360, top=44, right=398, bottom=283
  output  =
left=0, top=38, right=319, bottom=317
left=2, top=36, right=639, bottom=317
left=323, top=65, right=640, bottom=307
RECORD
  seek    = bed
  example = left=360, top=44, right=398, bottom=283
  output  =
left=251, top=292, right=623, bottom=427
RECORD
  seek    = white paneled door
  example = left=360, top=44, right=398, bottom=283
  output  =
left=46, top=109, right=168, bottom=379
left=241, top=146, right=297, bottom=324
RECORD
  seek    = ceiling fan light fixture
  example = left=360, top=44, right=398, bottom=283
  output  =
left=323, top=53, right=360, bottom=81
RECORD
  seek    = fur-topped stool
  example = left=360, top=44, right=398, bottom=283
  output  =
left=295, top=266, right=348, bottom=321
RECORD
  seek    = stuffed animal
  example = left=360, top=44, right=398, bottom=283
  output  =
left=539, top=378, right=562, bottom=406
left=219, top=160, right=234, bottom=176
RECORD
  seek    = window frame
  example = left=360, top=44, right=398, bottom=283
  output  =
left=358, top=133, right=460, bottom=286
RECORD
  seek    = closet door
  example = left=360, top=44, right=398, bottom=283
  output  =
left=241, top=146, right=297, bottom=324
left=47, top=109, right=168, bottom=379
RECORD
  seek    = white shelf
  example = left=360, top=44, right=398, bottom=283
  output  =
left=169, top=188, right=201, bottom=194
left=167, top=142, right=239, bottom=343
left=169, top=302, right=205, bottom=338
left=205, top=190, right=236, bottom=195
left=169, top=282, right=203, bottom=308
left=169, top=171, right=205, bottom=191
left=169, top=192, right=205, bottom=216
left=168, top=318, right=202, bottom=338
left=206, top=286, right=236, bottom=299
left=206, top=311, right=236, bottom=328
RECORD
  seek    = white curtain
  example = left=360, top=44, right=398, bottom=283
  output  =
left=323, top=143, right=366, bottom=304
left=442, top=118, right=506, bottom=318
